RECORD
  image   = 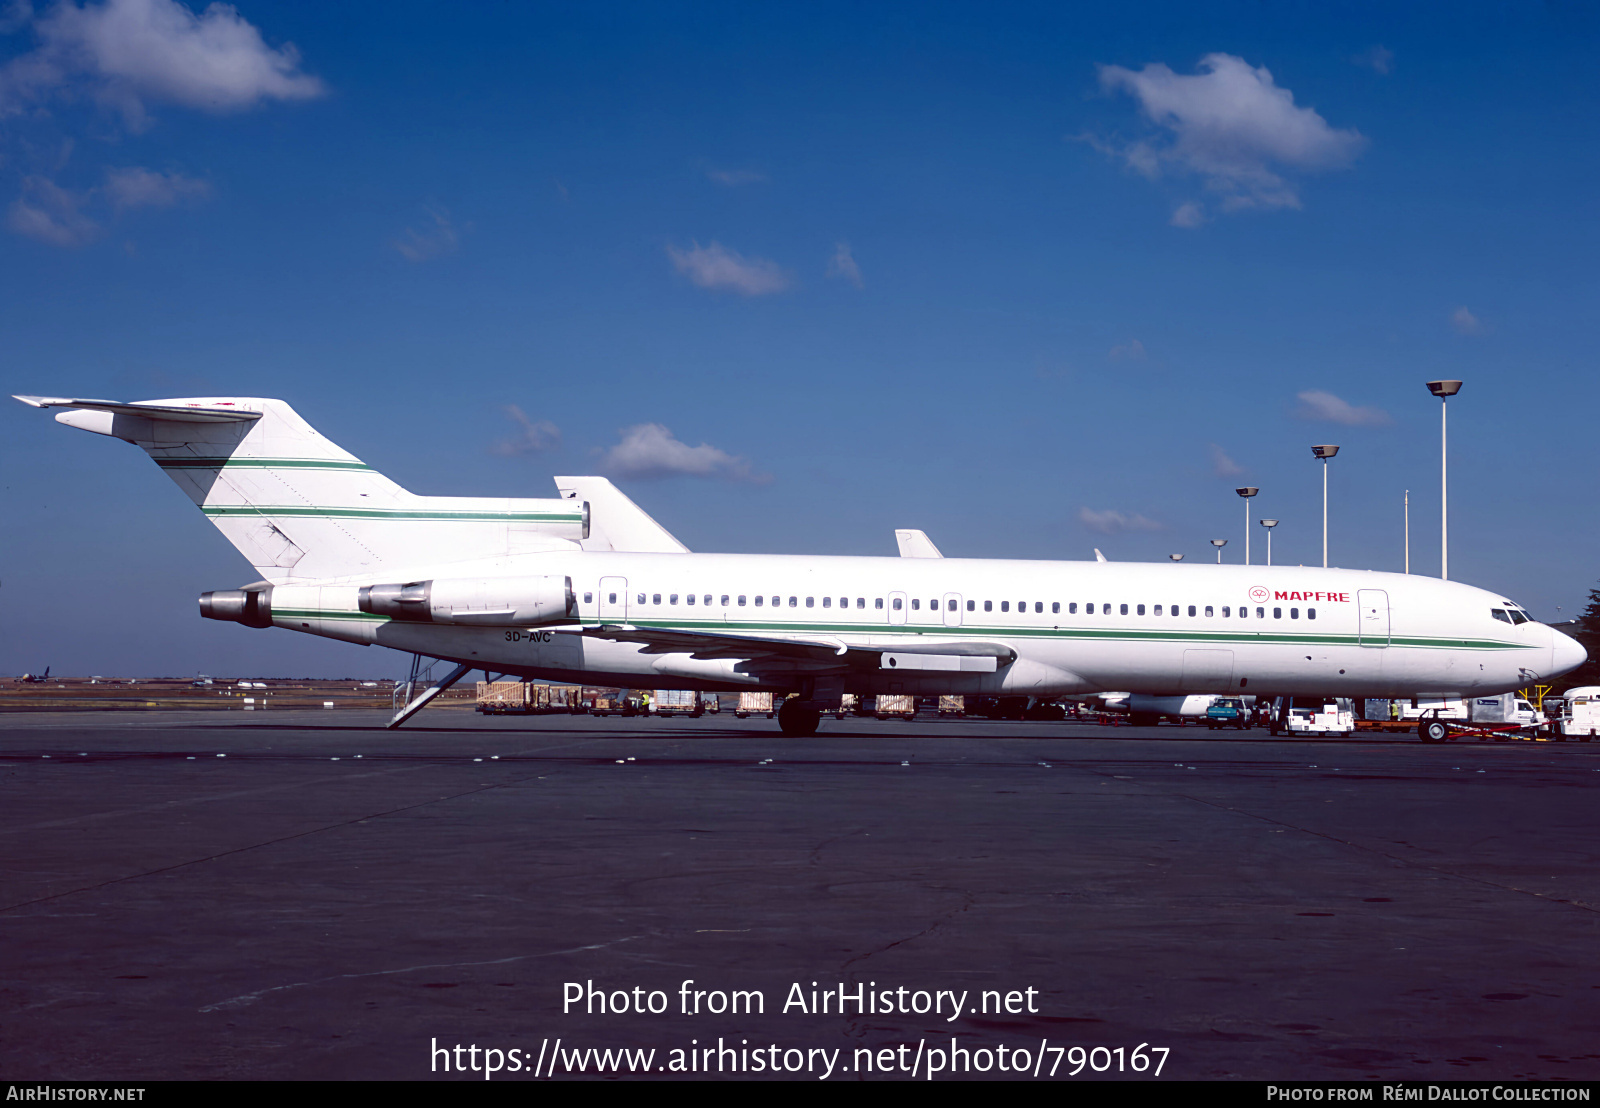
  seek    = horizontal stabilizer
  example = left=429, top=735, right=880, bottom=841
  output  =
left=13, top=395, right=262, bottom=423
left=895, top=529, right=944, bottom=558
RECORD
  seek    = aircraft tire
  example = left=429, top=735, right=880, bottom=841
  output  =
left=778, top=701, right=822, bottom=738
left=1419, top=719, right=1449, bottom=744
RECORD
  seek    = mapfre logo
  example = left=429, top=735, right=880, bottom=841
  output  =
left=1248, top=585, right=1270, bottom=603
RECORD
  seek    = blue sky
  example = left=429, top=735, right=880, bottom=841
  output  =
left=2, top=1, right=1596, bottom=677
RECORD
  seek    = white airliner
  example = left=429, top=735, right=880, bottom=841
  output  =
left=16, top=395, right=1586, bottom=738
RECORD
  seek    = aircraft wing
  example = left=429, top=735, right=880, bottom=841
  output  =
left=568, top=624, right=1014, bottom=673
left=13, top=396, right=263, bottom=423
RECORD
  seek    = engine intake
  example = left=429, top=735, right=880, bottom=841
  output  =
left=358, top=575, right=574, bottom=626
left=199, top=586, right=274, bottom=629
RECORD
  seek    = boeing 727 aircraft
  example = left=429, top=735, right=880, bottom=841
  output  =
left=16, top=395, right=1586, bottom=737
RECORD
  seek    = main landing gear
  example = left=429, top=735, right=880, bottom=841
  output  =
left=778, top=697, right=822, bottom=737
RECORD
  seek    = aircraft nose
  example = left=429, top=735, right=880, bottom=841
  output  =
left=1550, top=626, right=1587, bottom=680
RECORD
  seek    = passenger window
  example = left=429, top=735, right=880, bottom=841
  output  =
left=653, top=594, right=662, bottom=605
left=704, top=595, right=712, bottom=606
left=583, top=592, right=593, bottom=604
left=737, top=595, right=745, bottom=606
left=637, top=593, right=645, bottom=605
left=984, top=600, right=992, bottom=612
left=822, top=597, right=831, bottom=608
left=932, top=599, right=940, bottom=610
left=686, top=594, right=694, bottom=605
left=771, top=597, right=779, bottom=608
left=950, top=600, right=958, bottom=611
left=1155, top=605, right=1163, bottom=616
left=805, top=597, right=813, bottom=608
left=1188, top=605, right=1197, bottom=617
left=1052, top=602, right=1060, bottom=614
left=876, top=598, right=884, bottom=610
left=1256, top=607, right=1264, bottom=618
left=912, top=599, right=920, bottom=611
left=1273, top=608, right=1282, bottom=619
left=1204, top=606, right=1213, bottom=617
left=1035, top=602, right=1043, bottom=613
left=1290, top=608, right=1299, bottom=619
left=1136, top=604, right=1145, bottom=616
left=1308, top=608, right=1316, bottom=620
left=1120, top=604, right=1129, bottom=615
left=858, top=598, right=866, bottom=609
left=669, top=594, right=678, bottom=605
left=966, top=600, right=975, bottom=611
left=1219, top=606, right=1228, bottom=617
left=722, top=595, right=730, bottom=606
left=1001, top=601, right=1009, bottom=613
left=1069, top=603, right=1077, bottom=614
left=608, top=592, right=617, bottom=604
left=892, top=598, right=902, bottom=611
left=1084, top=603, right=1092, bottom=614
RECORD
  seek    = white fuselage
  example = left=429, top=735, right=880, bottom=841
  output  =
left=266, top=551, right=1572, bottom=700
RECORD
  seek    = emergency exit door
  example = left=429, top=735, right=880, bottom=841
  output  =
left=599, top=577, right=627, bottom=622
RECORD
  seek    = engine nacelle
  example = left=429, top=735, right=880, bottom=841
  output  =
left=199, top=586, right=274, bottom=629
left=358, top=575, right=574, bottom=626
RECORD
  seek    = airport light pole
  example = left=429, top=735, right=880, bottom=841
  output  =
left=1311, top=445, right=1339, bottom=568
left=1169, top=553, right=1185, bottom=562
left=1260, top=519, right=1279, bottom=567
left=1210, top=539, right=1227, bottom=564
left=1236, top=487, right=1258, bottom=566
left=1404, top=489, right=1410, bottom=575
left=1426, top=380, right=1462, bottom=580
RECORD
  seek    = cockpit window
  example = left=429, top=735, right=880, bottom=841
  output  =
left=1491, top=609, right=1513, bottom=624
left=1508, top=609, right=1529, bottom=625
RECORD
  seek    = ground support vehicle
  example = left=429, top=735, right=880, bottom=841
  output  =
left=1205, top=697, right=1251, bottom=730
left=735, top=691, right=775, bottom=719
left=591, top=690, right=645, bottom=717
left=938, top=695, right=966, bottom=717
left=1270, top=697, right=1355, bottom=737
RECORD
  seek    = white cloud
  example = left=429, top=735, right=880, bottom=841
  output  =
left=667, top=240, right=790, bottom=296
left=0, top=0, right=324, bottom=127
left=6, top=175, right=98, bottom=246
left=490, top=405, right=560, bottom=456
left=1079, top=507, right=1163, bottom=535
left=1295, top=389, right=1392, bottom=427
left=393, top=206, right=460, bottom=262
left=826, top=241, right=863, bottom=288
left=1169, top=201, right=1205, bottom=229
left=600, top=423, right=767, bottom=482
left=1096, top=53, right=1366, bottom=212
left=1450, top=306, right=1482, bottom=335
left=1209, top=443, right=1245, bottom=477
left=1108, top=338, right=1146, bottom=361
left=707, top=168, right=767, bottom=186
left=1353, top=45, right=1394, bottom=75
left=105, top=165, right=209, bottom=209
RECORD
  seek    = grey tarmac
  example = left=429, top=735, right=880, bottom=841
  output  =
left=2, top=710, right=1598, bottom=1081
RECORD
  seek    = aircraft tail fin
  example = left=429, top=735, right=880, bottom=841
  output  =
left=17, top=396, right=586, bottom=581
left=895, top=529, right=944, bottom=558
left=553, top=476, right=689, bottom=553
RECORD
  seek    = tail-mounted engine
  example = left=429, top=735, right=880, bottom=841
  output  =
left=199, top=586, right=274, bottom=628
left=357, top=575, right=575, bottom=626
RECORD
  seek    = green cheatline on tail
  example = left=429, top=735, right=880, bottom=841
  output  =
left=154, top=457, right=375, bottom=471
left=201, top=505, right=584, bottom=523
